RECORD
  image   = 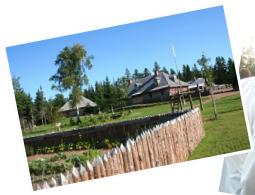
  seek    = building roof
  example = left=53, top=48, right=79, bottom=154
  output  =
left=188, top=77, right=205, bottom=85
left=128, top=72, right=189, bottom=97
left=188, top=77, right=206, bottom=89
left=59, top=96, right=97, bottom=112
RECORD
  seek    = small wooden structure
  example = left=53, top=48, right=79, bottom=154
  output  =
left=169, top=85, right=203, bottom=112
left=58, top=96, right=97, bottom=117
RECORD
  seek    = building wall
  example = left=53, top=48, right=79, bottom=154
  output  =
left=131, top=86, right=189, bottom=104
left=62, top=107, right=88, bottom=117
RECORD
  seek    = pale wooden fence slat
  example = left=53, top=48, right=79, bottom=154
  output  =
left=34, top=108, right=205, bottom=190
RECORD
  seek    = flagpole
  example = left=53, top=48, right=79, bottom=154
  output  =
left=171, top=44, right=179, bottom=77
left=171, top=44, right=181, bottom=87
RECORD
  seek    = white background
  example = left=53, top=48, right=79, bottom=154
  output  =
left=0, top=0, right=254, bottom=194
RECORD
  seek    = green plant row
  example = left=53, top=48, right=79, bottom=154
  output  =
left=29, top=150, right=101, bottom=178
left=25, top=138, right=120, bottom=156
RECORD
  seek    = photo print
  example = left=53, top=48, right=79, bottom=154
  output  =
left=219, top=37, right=255, bottom=195
left=6, top=6, right=250, bottom=190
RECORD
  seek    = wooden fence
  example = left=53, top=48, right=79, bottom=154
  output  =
left=33, top=108, right=204, bottom=190
left=24, top=110, right=188, bottom=154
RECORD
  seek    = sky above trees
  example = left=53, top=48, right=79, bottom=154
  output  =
left=6, top=6, right=233, bottom=100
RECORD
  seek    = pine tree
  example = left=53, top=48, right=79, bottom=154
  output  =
left=170, top=68, right=176, bottom=75
left=12, top=77, right=34, bottom=130
left=162, top=66, right=169, bottom=74
left=143, top=68, right=151, bottom=77
left=153, top=61, right=161, bottom=72
left=34, top=86, right=47, bottom=125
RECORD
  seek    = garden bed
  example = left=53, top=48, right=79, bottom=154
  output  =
left=24, top=110, right=189, bottom=156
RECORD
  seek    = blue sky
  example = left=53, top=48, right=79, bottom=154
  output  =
left=6, top=6, right=233, bottom=100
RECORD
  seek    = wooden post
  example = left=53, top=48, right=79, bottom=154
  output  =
left=197, top=85, right=203, bottom=111
left=103, top=154, right=112, bottom=177
left=71, top=167, right=81, bottom=183
left=135, top=135, right=145, bottom=170
left=120, top=144, right=129, bottom=173
left=98, top=156, right=106, bottom=178
left=130, top=140, right=140, bottom=171
left=145, top=131, right=156, bottom=168
left=86, top=161, right=94, bottom=180
left=179, top=94, right=183, bottom=111
left=79, top=165, right=89, bottom=181
left=170, top=98, right=174, bottom=113
left=210, top=87, right=218, bottom=119
left=60, top=173, right=69, bottom=185
left=188, top=93, right=193, bottom=109
left=126, top=140, right=135, bottom=172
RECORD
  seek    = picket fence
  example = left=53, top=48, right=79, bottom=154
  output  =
left=33, top=107, right=204, bottom=190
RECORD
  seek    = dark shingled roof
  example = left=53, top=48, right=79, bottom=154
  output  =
left=128, top=72, right=189, bottom=97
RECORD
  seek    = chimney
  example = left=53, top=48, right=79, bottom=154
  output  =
left=154, top=70, right=159, bottom=76
left=128, top=79, right=133, bottom=86
left=169, top=74, right=177, bottom=82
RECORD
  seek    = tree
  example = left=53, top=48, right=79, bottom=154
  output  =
left=53, top=94, right=66, bottom=108
left=153, top=61, right=161, bottom=72
left=132, top=69, right=143, bottom=79
left=182, top=64, right=192, bottom=81
left=170, top=68, right=176, bottom=75
left=125, top=68, right=131, bottom=80
left=103, top=76, right=114, bottom=108
left=34, top=86, right=47, bottom=125
left=45, top=99, right=62, bottom=124
left=95, top=81, right=104, bottom=111
left=213, top=57, right=227, bottom=84
left=197, top=53, right=217, bottom=119
left=191, top=63, right=201, bottom=78
left=143, top=68, right=151, bottom=77
left=226, top=58, right=238, bottom=88
left=12, top=77, right=34, bottom=130
left=50, top=44, right=93, bottom=122
left=162, top=66, right=169, bottom=74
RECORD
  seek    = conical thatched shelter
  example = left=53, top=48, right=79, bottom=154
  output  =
left=59, top=96, right=97, bottom=117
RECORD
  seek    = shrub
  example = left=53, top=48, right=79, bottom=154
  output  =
left=69, top=118, right=76, bottom=126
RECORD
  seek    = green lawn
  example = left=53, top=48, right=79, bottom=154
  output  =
left=24, top=92, right=250, bottom=162
left=23, top=97, right=208, bottom=138
left=189, top=94, right=250, bottom=160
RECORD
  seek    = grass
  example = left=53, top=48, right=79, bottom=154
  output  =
left=23, top=96, right=209, bottom=138
left=188, top=94, right=250, bottom=160
left=25, top=92, right=250, bottom=170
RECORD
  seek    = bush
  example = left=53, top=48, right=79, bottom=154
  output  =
left=69, top=118, right=76, bottom=126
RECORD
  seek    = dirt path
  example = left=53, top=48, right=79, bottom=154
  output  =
left=27, top=149, right=108, bottom=161
left=202, top=91, right=239, bottom=104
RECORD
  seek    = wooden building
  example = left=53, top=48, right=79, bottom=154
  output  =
left=58, top=96, right=97, bottom=117
left=128, top=71, right=189, bottom=104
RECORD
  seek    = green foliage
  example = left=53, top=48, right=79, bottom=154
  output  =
left=50, top=44, right=93, bottom=121
left=132, top=68, right=144, bottom=79
left=182, top=64, right=192, bottom=81
left=45, top=100, right=61, bottom=124
left=69, top=118, right=76, bottom=126
left=143, top=68, right=151, bottom=77
left=12, top=77, right=34, bottom=130
left=29, top=149, right=101, bottom=178
left=153, top=61, right=161, bottom=72
left=197, top=53, right=213, bottom=85
left=34, top=86, right=47, bottom=125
